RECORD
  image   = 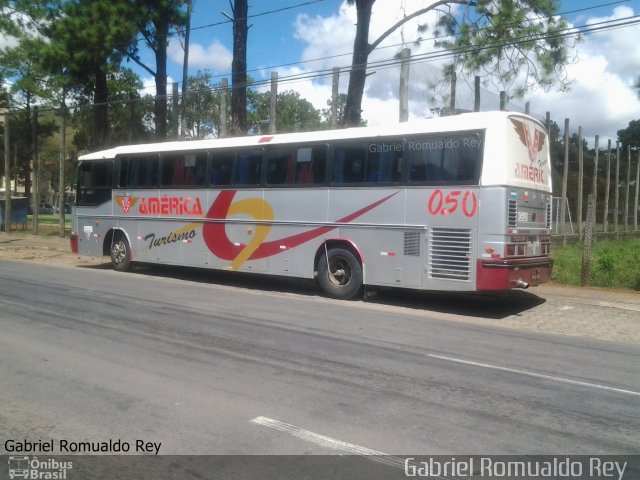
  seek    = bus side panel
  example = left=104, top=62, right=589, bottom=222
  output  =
left=76, top=201, right=114, bottom=258
left=324, top=188, right=425, bottom=288
left=404, top=187, right=480, bottom=292
left=262, top=189, right=329, bottom=277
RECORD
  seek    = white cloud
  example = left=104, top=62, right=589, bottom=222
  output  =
left=167, top=38, right=233, bottom=73
left=526, top=5, right=640, bottom=143
left=288, top=1, right=640, bottom=143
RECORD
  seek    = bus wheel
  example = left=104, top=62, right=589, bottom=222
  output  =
left=318, top=247, right=363, bottom=300
left=110, top=233, right=132, bottom=272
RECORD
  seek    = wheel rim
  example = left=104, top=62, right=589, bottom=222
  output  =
left=112, top=240, right=127, bottom=265
left=328, top=256, right=352, bottom=287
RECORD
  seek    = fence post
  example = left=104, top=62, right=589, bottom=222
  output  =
left=581, top=194, right=595, bottom=286
left=577, top=126, right=584, bottom=236
left=614, top=141, right=620, bottom=233
left=399, top=48, right=410, bottom=123
left=592, top=135, right=599, bottom=231
left=560, top=118, right=570, bottom=240
left=603, top=139, right=611, bottom=232
left=635, top=150, right=639, bottom=231
left=625, top=146, right=631, bottom=232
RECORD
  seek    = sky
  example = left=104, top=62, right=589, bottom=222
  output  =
left=139, top=0, right=640, bottom=146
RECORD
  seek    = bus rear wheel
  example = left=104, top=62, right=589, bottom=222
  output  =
left=110, top=233, right=132, bottom=272
left=318, top=247, right=363, bottom=300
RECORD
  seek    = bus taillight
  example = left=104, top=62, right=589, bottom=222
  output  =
left=70, top=232, right=79, bottom=254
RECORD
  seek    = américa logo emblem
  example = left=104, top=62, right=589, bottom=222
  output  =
left=510, top=118, right=546, bottom=167
left=115, top=195, right=138, bottom=213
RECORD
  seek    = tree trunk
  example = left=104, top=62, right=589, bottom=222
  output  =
left=93, top=65, right=109, bottom=149
left=231, top=0, right=248, bottom=136
left=154, top=19, right=169, bottom=140
left=343, top=0, right=373, bottom=127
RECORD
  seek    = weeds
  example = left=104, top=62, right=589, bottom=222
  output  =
left=552, top=238, right=640, bottom=290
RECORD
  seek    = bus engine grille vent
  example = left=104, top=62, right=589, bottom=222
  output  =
left=403, top=231, right=421, bottom=256
left=508, top=200, right=518, bottom=227
left=546, top=201, right=552, bottom=230
left=428, top=227, right=472, bottom=281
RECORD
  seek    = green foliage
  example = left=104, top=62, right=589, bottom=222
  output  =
left=552, top=238, right=640, bottom=290
left=617, top=119, right=640, bottom=153
left=247, top=89, right=322, bottom=134
left=437, top=0, right=573, bottom=100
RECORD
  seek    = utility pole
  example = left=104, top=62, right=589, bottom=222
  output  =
left=180, top=0, right=192, bottom=139
left=32, top=106, right=39, bottom=235
left=269, top=71, right=277, bottom=134
left=331, top=68, right=339, bottom=129
left=3, top=109, right=10, bottom=233
left=399, top=48, right=410, bottom=123
left=219, top=78, right=228, bottom=138
left=59, top=102, right=66, bottom=238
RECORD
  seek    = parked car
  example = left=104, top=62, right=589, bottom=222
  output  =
left=38, top=203, right=58, bottom=215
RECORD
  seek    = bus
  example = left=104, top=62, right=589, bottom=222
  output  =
left=71, top=111, right=553, bottom=300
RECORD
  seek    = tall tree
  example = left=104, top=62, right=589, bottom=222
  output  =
left=128, top=0, right=186, bottom=141
left=343, top=0, right=571, bottom=126
left=45, top=0, right=139, bottom=148
left=229, top=0, right=248, bottom=136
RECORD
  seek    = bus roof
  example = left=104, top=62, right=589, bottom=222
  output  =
left=78, top=111, right=545, bottom=161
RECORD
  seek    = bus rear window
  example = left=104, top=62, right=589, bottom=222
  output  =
left=77, top=161, right=112, bottom=206
left=407, top=132, right=483, bottom=184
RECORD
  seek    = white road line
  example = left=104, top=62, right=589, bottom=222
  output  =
left=250, top=416, right=406, bottom=469
left=427, top=354, right=640, bottom=397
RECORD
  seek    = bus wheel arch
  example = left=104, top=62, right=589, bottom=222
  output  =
left=315, top=240, right=364, bottom=300
left=107, top=229, right=133, bottom=272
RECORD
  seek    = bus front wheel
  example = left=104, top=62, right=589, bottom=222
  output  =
left=110, top=233, right=132, bottom=272
left=318, top=247, right=363, bottom=300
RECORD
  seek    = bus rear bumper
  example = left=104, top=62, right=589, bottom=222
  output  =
left=476, top=257, right=553, bottom=290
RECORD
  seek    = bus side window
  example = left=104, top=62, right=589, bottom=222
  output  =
left=234, top=149, right=263, bottom=186
left=333, top=145, right=366, bottom=184
left=266, top=148, right=295, bottom=185
left=210, top=152, right=233, bottom=186
left=365, top=147, right=403, bottom=183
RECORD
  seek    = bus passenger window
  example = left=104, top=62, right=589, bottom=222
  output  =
left=333, top=146, right=366, bottom=184
left=266, top=148, right=295, bottom=185
left=210, top=153, right=233, bottom=186
left=119, top=155, right=157, bottom=187
left=234, top=149, right=263, bottom=185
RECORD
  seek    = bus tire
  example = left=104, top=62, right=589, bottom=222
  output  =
left=318, top=247, right=363, bottom=300
left=110, top=232, right=132, bottom=272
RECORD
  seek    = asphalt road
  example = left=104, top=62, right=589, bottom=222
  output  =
left=0, top=260, right=638, bottom=471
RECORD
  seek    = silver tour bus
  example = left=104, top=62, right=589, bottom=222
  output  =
left=71, top=111, right=553, bottom=299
